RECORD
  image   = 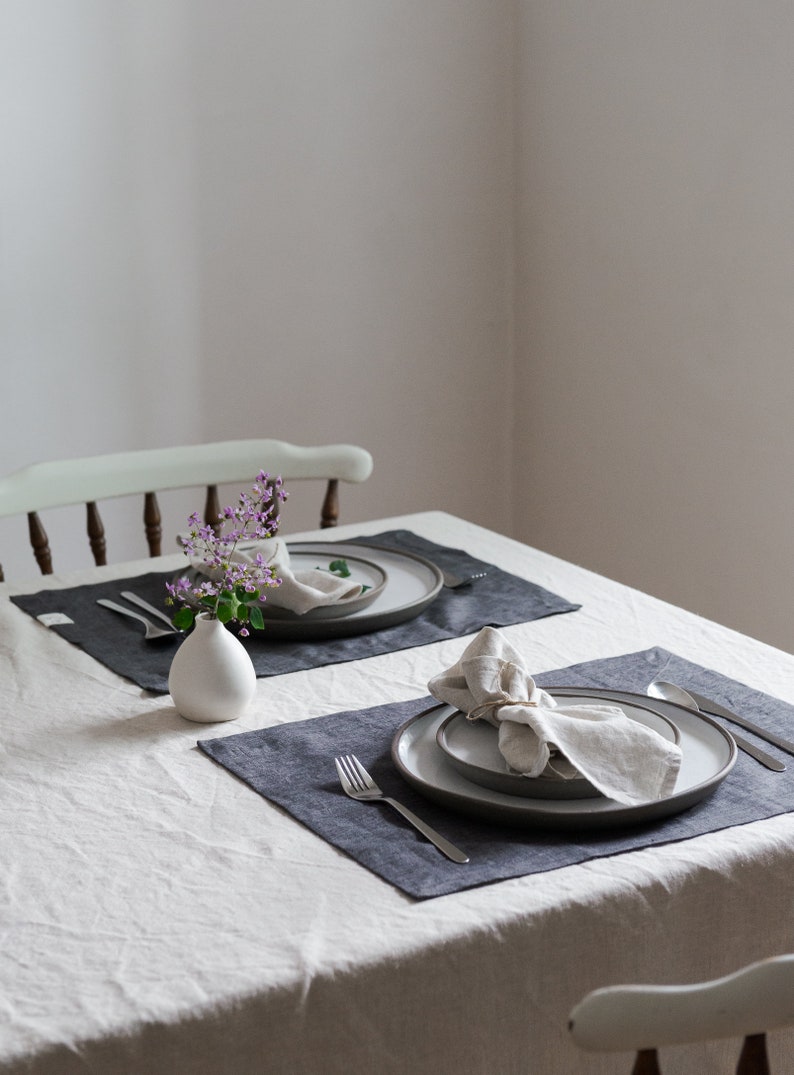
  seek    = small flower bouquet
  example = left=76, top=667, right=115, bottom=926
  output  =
left=166, top=471, right=287, bottom=636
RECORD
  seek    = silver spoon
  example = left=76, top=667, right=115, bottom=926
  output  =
left=647, top=679, right=785, bottom=772
left=96, top=599, right=177, bottom=642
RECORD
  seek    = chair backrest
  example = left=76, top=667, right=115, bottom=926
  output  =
left=0, top=438, right=373, bottom=581
left=569, top=954, right=794, bottom=1074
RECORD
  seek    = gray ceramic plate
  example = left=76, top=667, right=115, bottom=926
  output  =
left=391, top=689, right=736, bottom=830
left=435, top=697, right=680, bottom=800
left=256, top=550, right=387, bottom=620
left=176, top=540, right=442, bottom=640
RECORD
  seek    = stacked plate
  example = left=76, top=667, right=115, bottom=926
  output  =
left=390, top=689, right=738, bottom=831
left=180, top=540, right=444, bottom=640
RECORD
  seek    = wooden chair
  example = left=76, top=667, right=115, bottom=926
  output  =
left=568, top=954, right=794, bottom=1074
left=0, top=439, right=373, bottom=581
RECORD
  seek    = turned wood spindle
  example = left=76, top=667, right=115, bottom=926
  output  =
left=205, top=485, right=221, bottom=533
left=320, top=479, right=339, bottom=529
left=736, top=1033, right=770, bottom=1075
left=632, top=1049, right=661, bottom=1075
left=28, top=511, right=53, bottom=575
left=86, top=502, right=107, bottom=566
left=144, top=492, right=162, bottom=557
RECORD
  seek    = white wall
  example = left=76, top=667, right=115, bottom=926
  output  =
left=1, top=1, right=204, bottom=570
left=1, top=1, right=515, bottom=576
left=4, top=1, right=794, bottom=655
left=513, top=1, right=794, bottom=653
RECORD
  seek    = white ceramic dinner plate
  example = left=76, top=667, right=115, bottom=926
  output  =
left=435, top=698, right=680, bottom=800
left=391, top=688, right=737, bottom=830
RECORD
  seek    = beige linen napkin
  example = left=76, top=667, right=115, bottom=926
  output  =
left=428, top=627, right=682, bottom=805
left=193, top=538, right=364, bottom=615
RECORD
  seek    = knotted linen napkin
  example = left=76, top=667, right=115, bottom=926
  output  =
left=427, top=627, right=683, bottom=805
left=190, top=537, right=364, bottom=615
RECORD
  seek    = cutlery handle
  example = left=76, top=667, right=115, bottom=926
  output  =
left=120, top=591, right=176, bottom=630
left=383, top=797, right=469, bottom=863
left=97, top=598, right=150, bottom=627
left=724, top=724, right=792, bottom=762
left=730, top=732, right=786, bottom=772
left=688, top=690, right=794, bottom=757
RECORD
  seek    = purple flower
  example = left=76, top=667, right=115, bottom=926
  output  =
left=166, top=471, right=285, bottom=628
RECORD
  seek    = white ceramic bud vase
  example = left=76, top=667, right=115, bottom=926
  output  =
left=168, top=612, right=256, bottom=723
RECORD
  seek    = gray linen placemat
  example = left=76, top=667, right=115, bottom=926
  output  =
left=9, top=530, right=580, bottom=693
left=199, top=646, right=794, bottom=900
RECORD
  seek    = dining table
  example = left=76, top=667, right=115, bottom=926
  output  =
left=3, top=509, right=794, bottom=1075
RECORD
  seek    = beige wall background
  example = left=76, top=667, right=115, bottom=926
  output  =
left=2, top=1, right=793, bottom=655
left=513, top=2, right=794, bottom=654
left=1, top=0, right=515, bottom=570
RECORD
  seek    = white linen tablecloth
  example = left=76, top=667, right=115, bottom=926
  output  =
left=2, top=511, right=794, bottom=1075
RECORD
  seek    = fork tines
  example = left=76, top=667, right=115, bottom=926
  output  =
left=335, top=754, right=372, bottom=794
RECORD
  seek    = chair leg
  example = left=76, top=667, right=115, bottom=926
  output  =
left=736, top=1033, right=770, bottom=1075
left=205, top=485, right=221, bottom=534
left=320, top=478, right=339, bottom=528
left=144, top=492, right=162, bottom=557
left=28, top=511, right=53, bottom=575
left=633, top=1049, right=662, bottom=1075
left=86, top=502, right=107, bottom=566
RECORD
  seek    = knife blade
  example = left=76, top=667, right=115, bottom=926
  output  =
left=687, top=689, right=794, bottom=758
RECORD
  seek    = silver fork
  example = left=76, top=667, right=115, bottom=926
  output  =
left=441, top=569, right=487, bottom=589
left=96, top=599, right=177, bottom=641
left=120, top=591, right=181, bottom=631
left=334, top=754, right=469, bottom=864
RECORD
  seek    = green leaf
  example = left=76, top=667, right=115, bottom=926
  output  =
left=249, top=605, right=265, bottom=631
left=327, top=558, right=351, bottom=577
left=216, top=604, right=234, bottom=624
left=173, top=607, right=195, bottom=630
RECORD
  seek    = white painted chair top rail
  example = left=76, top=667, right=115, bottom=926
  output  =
left=0, top=439, right=373, bottom=516
left=0, top=439, right=373, bottom=579
left=569, top=954, right=794, bottom=1053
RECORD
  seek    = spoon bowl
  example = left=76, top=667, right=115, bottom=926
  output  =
left=647, top=678, right=785, bottom=772
left=647, top=679, right=700, bottom=710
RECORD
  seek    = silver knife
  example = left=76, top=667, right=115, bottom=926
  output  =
left=688, top=689, right=794, bottom=758
left=120, top=591, right=179, bottom=631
